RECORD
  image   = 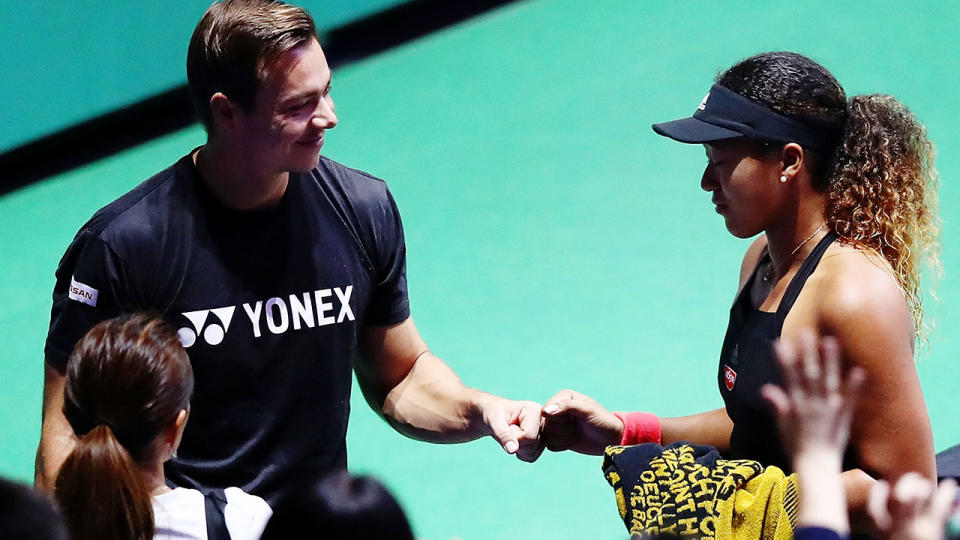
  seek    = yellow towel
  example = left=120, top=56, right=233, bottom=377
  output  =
left=603, top=442, right=798, bottom=539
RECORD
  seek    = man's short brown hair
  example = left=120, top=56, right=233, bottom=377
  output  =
left=187, top=0, right=318, bottom=131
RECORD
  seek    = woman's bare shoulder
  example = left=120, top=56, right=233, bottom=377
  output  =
left=813, top=241, right=912, bottom=343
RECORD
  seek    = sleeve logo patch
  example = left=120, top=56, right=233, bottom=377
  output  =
left=68, top=276, right=99, bottom=307
left=723, top=365, right=737, bottom=391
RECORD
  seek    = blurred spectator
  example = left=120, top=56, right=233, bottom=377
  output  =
left=261, top=470, right=413, bottom=539
left=0, top=476, right=68, bottom=540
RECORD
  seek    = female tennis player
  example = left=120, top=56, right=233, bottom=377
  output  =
left=541, top=51, right=940, bottom=521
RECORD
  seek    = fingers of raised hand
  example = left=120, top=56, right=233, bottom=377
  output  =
left=868, top=479, right=894, bottom=532
left=797, top=329, right=823, bottom=387
left=889, top=472, right=935, bottom=521
left=838, top=366, right=867, bottom=425
left=794, top=330, right=843, bottom=399
left=761, top=383, right=791, bottom=421
left=777, top=330, right=847, bottom=403
left=819, top=335, right=842, bottom=394
left=773, top=338, right=801, bottom=400
left=931, top=478, right=959, bottom=522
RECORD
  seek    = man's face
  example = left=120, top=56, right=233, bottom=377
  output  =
left=236, top=38, right=338, bottom=173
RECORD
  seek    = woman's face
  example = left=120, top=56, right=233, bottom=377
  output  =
left=701, top=140, right=783, bottom=238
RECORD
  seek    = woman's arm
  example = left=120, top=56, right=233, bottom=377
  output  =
left=811, top=254, right=936, bottom=530
left=540, top=390, right=733, bottom=455
left=815, top=258, right=936, bottom=482
left=661, top=407, right=734, bottom=450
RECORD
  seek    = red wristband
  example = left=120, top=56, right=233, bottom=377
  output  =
left=612, top=411, right=661, bottom=446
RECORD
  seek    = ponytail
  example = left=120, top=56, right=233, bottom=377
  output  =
left=826, top=94, right=941, bottom=338
left=54, top=425, right=155, bottom=540
left=54, top=314, right=192, bottom=539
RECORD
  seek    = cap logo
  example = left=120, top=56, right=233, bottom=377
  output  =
left=698, top=92, right=710, bottom=111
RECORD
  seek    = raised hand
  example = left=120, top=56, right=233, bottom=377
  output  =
left=761, top=330, right=866, bottom=464
left=762, top=329, right=867, bottom=535
left=868, top=472, right=958, bottom=540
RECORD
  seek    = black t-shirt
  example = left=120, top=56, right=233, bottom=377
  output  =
left=46, top=153, right=410, bottom=504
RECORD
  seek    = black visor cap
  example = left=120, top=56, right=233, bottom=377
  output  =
left=652, top=84, right=829, bottom=150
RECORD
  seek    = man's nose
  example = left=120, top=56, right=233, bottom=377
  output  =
left=312, top=97, right=338, bottom=129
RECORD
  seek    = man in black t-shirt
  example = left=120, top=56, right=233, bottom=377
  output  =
left=36, top=0, right=542, bottom=504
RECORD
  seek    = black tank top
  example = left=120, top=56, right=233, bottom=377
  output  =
left=717, top=232, right=838, bottom=470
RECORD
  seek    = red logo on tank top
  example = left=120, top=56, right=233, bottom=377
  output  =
left=724, top=365, right=737, bottom=391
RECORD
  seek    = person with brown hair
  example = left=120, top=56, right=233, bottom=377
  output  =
left=54, top=313, right=271, bottom=540
left=38, top=0, right=541, bottom=506
left=540, top=51, right=939, bottom=526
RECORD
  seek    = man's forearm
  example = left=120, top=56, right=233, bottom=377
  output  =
left=35, top=419, right=76, bottom=491
left=380, top=352, right=489, bottom=443
left=36, top=363, right=76, bottom=492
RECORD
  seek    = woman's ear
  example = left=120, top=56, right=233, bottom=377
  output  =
left=165, top=408, right=189, bottom=458
left=780, top=142, right=805, bottom=180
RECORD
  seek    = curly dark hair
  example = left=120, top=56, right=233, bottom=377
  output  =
left=718, top=52, right=940, bottom=338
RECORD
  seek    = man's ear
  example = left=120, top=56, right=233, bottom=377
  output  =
left=209, top=92, right=239, bottom=132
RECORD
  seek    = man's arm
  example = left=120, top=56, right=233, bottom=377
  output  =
left=35, top=363, right=76, bottom=492
left=356, top=317, right=543, bottom=461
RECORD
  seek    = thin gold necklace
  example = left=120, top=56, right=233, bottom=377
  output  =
left=762, top=223, right=827, bottom=283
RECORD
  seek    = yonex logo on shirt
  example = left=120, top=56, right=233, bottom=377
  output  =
left=177, top=285, right=355, bottom=348
left=178, top=306, right=236, bottom=347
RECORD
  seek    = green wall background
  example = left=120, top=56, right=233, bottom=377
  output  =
left=2, top=1, right=958, bottom=538
left=0, top=0, right=406, bottom=153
